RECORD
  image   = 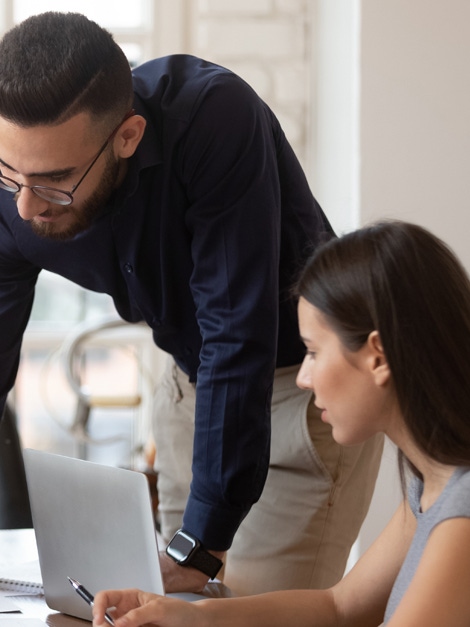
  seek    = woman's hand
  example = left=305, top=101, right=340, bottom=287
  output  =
left=92, top=588, right=210, bottom=627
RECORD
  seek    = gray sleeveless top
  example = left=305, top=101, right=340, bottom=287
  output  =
left=384, top=466, right=470, bottom=623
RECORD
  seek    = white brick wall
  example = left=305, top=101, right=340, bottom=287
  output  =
left=187, top=0, right=314, bottom=167
left=199, top=0, right=273, bottom=14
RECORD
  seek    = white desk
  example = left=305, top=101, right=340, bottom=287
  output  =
left=0, top=529, right=86, bottom=625
left=0, top=529, right=230, bottom=626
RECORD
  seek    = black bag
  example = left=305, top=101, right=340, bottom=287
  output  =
left=0, top=404, right=33, bottom=528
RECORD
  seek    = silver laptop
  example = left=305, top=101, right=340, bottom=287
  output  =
left=23, top=448, right=202, bottom=621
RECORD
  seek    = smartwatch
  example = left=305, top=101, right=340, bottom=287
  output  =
left=166, top=529, right=223, bottom=580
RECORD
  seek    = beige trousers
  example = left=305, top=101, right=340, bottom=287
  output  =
left=153, top=358, right=383, bottom=596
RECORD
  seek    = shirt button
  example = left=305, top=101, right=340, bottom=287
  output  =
left=124, top=263, right=134, bottom=274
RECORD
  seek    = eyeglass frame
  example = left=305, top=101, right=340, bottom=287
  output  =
left=0, top=108, right=135, bottom=206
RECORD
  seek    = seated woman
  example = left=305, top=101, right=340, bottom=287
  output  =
left=93, top=220, right=470, bottom=627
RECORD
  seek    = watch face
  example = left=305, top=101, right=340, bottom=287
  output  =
left=167, top=531, right=197, bottom=563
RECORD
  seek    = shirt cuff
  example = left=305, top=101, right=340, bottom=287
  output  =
left=182, top=494, right=250, bottom=551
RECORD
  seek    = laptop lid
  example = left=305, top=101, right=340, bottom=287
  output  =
left=23, top=449, right=165, bottom=621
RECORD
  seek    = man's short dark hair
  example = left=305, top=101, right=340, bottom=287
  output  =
left=0, top=12, right=133, bottom=127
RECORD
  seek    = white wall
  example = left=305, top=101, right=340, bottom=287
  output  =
left=360, top=0, right=470, bottom=269
left=345, top=0, right=470, bottom=555
left=184, top=0, right=314, bottom=171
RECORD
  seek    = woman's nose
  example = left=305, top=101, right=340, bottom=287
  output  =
left=296, top=358, right=313, bottom=391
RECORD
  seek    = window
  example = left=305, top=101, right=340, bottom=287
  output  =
left=1, top=0, right=162, bottom=465
left=0, top=0, right=158, bottom=332
left=10, top=0, right=154, bottom=66
left=0, top=0, right=162, bottom=331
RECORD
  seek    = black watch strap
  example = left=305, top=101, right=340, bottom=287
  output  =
left=187, top=546, right=223, bottom=580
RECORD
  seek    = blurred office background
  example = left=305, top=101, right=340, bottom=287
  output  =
left=1, top=0, right=470, bottom=561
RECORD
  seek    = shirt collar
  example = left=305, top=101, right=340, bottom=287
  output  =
left=114, top=95, right=162, bottom=203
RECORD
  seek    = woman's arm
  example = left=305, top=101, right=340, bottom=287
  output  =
left=92, top=501, right=415, bottom=627
left=92, top=588, right=339, bottom=627
left=387, top=516, right=470, bottom=626
left=331, top=500, right=416, bottom=626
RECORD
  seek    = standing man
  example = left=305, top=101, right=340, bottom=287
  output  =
left=0, top=12, right=383, bottom=595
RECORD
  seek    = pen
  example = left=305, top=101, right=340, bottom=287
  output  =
left=67, top=576, right=115, bottom=626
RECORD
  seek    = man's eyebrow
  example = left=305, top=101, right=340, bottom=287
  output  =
left=0, top=157, right=76, bottom=178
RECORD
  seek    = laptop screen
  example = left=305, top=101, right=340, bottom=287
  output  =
left=23, top=449, right=164, bottom=621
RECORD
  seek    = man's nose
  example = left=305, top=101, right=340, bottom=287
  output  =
left=15, top=187, right=49, bottom=221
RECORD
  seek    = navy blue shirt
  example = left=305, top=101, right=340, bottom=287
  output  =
left=0, top=55, right=333, bottom=549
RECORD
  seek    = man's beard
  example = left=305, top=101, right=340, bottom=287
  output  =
left=28, top=151, right=121, bottom=241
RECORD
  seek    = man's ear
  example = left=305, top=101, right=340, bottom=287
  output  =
left=367, top=330, right=391, bottom=386
left=114, top=114, right=146, bottom=158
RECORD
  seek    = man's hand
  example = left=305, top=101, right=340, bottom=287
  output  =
left=159, top=550, right=225, bottom=593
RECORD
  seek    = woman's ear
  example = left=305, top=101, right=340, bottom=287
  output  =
left=367, top=330, right=391, bottom=386
left=114, top=114, right=147, bottom=158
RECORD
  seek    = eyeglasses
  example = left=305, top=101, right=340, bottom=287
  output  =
left=0, top=109, right=135, bottom=206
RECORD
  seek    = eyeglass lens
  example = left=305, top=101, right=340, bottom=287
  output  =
left=0, top=175, right=73, bottom=205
